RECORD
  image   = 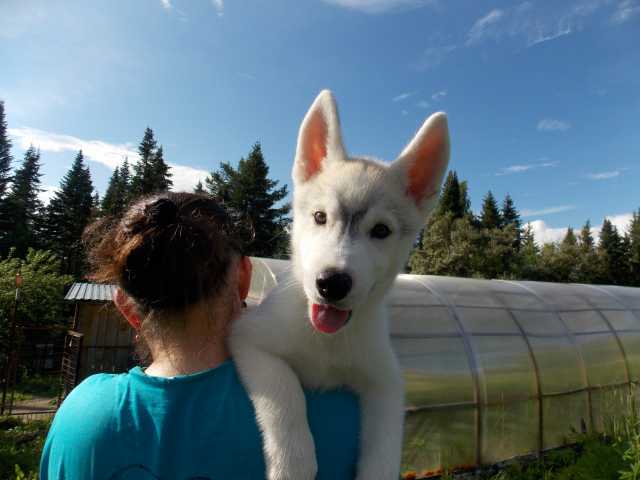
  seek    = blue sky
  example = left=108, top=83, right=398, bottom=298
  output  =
left=1, top=0, right=638, bottom=243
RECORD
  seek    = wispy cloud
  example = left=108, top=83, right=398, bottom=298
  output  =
left=320, top=0, right=435, bottom=14
left=522, top=205, right=576, bottom=217
left=211, top=0, right=224, bottom=17
left=160, top=0, right=172, bottom=10
left=465, top=1, right=612, bottom=49
left=466, top=9, right=505, bottom=46
left=392, top=91, right=416, bottom=102
left=8, top=127, right=210, bottom=192
left=537, top=118, right=571, bottom=132
left=401, top=109, right=409, bottom=116
left=431, top=90, right=447, bottom=101
left=416, top=100, right=430, bottom=109
left=496, top=160, right=557, bottom=176
left=413, top=44, right=457, bottom=71
left=587, top=170, right=621, bottom=180
left=610, top=0, right=640, bottom=24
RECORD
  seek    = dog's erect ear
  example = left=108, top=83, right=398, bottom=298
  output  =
left=293, top=90, right=346, bottom=184
left=392, top=112, right=450, bottom=210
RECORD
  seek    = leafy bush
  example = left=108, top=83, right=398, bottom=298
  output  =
left=0, top=416, right=50, bottom=479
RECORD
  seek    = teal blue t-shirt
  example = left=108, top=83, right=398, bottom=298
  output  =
left=40, top=360, right=359, bottom=479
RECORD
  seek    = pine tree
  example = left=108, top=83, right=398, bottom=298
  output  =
left=43, top=150, right=94, bottom=276
left=194, top=180, right=205, bottom=194
left=557, top=227, right=579, bottom=282
left=480, top=191, right=502, bottom=230
left=628, top=210, right=640, bottom=286
left=0, top=146, right=43, bottom=256
left=205, top=142, right=290, bottom=258
left=0, top=101, right=12, bottom=199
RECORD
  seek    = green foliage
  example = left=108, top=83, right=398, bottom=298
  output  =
left=205, top=142, right=290, bottom=258
left=0, top=416, right=49, bottom=479
left=0, top=249, right=73, bottom=328
left=102, top=158, right=132, bottom=217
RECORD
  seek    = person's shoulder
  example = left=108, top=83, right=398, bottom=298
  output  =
left=51, top=372, right=126, bottom=439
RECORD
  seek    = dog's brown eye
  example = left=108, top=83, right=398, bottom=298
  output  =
left=314, top=211, right=327, bottom=225
left=371, top=223, right=391, bottom=239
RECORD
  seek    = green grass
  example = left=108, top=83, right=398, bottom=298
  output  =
left=0, top=416, right=49, bottom=480
left=14, top=374, right=61, bottom=399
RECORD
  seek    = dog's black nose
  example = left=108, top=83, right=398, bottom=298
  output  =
left=316, top=270, right=352, bottom=302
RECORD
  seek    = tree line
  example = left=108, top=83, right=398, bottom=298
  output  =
left=1, top=98, right=638, bottom=287
left=0, top=100, right=290, bottom=280
left=409, top=171, right=640, bottom=286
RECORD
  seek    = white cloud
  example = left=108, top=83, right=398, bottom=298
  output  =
left=522, top=205, right=576, bottom=217
left=466, top=9, right=505, bottom=45
left=528, top=212, right=634, bottom=245
left=38, top=185, right=59, bottom=206
left=212, top=0, right=224, bottom=16
left=413, top=44, right=457, bottom=71
left=587, top=170, right=621, bottom=180
left=529, top=219, right=569, bottom=244
left=160, top=0, right=172, bottom=10
left=416, top=100, right=431, bottom=109
left=8, top=127, right=210, bottom=192
left=431, top=90, right=447, bottom=101
left=496, top=160, right=557, bottom=176
left=320, top=0, right=435, bottom=14
left=537, top=118, right=571, bottom=132
left=610, top=0, right=640, bottom=24
left=392, top=91, right=415, bottom=102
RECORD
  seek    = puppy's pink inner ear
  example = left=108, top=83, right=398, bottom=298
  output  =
left=302, top=109, right=328, bottom=181
left=407, top=132, right=447, bottom=204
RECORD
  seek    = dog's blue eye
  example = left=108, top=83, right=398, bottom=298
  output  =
left=314, top=211, right=327, bottom=225
left=371, top=223, right=391, bottom=239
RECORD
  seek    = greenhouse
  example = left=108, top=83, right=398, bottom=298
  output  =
left=248, top=258, right=640, bottom=473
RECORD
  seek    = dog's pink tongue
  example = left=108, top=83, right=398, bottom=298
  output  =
left=311, top=304, right=350, bottom=334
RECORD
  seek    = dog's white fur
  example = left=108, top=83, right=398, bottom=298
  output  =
left=229, top=90, right=450, bottom=479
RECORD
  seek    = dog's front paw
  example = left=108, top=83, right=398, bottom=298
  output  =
left=265, top=427, right=318, bottom=480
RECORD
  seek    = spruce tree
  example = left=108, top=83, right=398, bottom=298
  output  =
left=152, top=145, right=172, bottom=191
left=0, top=146, right=43, bottom=256
left=0, top=101, right=12, bottom=199
left=101, top=166, right=123, bottom=215
left=480, top=191, right=502, bottom=229
left=131, top=127, right=158, bottom=196
left=518, top=223, right=540, bottom=279
left=502, top=194, right=522, bottom=249
left=44, top=150, right=94, bottom=276
left=599, top=219, right=627, bottom=284
left=575, top=220, right=600, bottom=283
left=205, top=142, right=290, bottom=258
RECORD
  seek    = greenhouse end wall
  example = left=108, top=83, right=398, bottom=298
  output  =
left=248, top=258, right=640, bottom=473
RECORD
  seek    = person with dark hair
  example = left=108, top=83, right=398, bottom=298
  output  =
left=40, top=192, right=359, bottom=479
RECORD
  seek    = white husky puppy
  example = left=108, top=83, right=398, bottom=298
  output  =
left=229, top=90, right=450, bottom=480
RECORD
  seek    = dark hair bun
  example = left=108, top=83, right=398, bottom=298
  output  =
left=145, top=198, right=179, bottom=228
left=84, top=192, right=248, bottom=315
